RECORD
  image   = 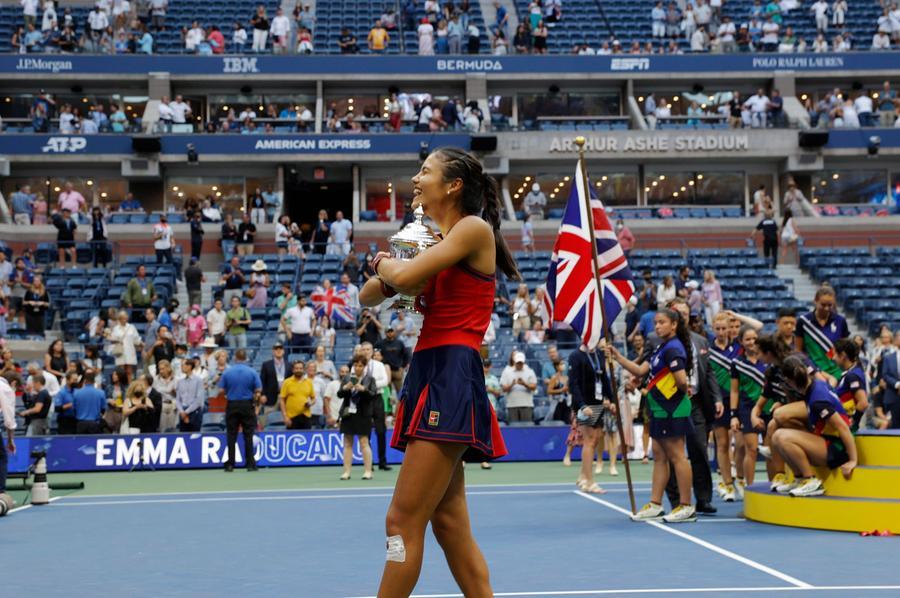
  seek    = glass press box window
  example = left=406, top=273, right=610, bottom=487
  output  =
left=810, top=170, right=887, bottom=205
left=507, top=170, right=638, bottom=214
left=516, top=92, right=621, bottom=129
left=2, top=176, right=130, bottom=213
left=645, top=171, right=744, bottom=206
left=364, top=177, right=415, bottom=221
left=165, top=177, right=245, bottom=215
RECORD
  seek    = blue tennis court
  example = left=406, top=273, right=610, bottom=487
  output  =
left=4, top=471, right=898, bottom=597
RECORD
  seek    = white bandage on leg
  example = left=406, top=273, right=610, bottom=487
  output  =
left=386, top=535, right=406, bottom=563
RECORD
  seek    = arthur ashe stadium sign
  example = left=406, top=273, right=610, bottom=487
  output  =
left=549, top=134, right=750, bottom=153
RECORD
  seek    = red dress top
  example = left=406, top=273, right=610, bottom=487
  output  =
left=414, top=261, right=495, bottom=353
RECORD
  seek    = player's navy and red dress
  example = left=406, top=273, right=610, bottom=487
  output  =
left=390, top=261, right=508, bottom=462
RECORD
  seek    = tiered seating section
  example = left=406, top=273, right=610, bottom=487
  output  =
left=801, top=246, right=900, bottom=336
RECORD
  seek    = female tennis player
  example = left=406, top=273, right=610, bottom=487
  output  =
left=729, top=326, right=768, bottom=491
left=360, top=148, right=517, bottom=598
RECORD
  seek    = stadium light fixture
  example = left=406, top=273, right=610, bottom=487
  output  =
left=832, top=173, right=839, bottom=180
left=659, top=175, right=666, bottom=181
left=601, top=176, right=608, bottom=181
left=172, top=186, right=179, bottom=191
left=550, top=193, right=556, bottom=199
left=697, top=174, right=704, bottom=180
left=673, top=192, right=679, bottom=197
left=53, top=186, right=61, bottom=192
left=638, top=96, right=644, bottom=102
left=86, top=180, right=93, bottom=186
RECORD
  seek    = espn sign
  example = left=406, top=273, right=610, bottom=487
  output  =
left=41, top=136, right=88, bottom=153
left=610, top=57, right=650, bottom=72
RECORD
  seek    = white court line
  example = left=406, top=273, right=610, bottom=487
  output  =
left=57, top=488, right=630, bottom=507
left=8, top=496, right=61, bottom=514
left=64, top=480, right=650, bottom=500
left=575, top=491, right=812, bottom=589
left=345, top=586, right=900, bottom=598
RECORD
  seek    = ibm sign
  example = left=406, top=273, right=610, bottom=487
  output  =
left=222, top=57, right=260, bottom=73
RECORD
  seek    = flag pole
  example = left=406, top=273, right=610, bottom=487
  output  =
left=574, top=135, right=636, bottom=515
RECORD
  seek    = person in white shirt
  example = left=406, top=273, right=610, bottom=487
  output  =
left=839, top=99, right=860, bottom=128
left=890, top=4, right=900, bottom=42
left=872, top=30, right=891, bottom=50
left=339, top=273, right=360, bottom=309
left=206, top=299, right=227, bottom=346
left=233, top=21, right=248, bottom=51
left=152, top=214, right=174, bottom=264
left=833, top=32, right=851, bottom=51
left=811, top=0, right=829, bottom=32
left=812, top=33, right=829, bottom=52
left=112, top=0, right=130, bottom=29
left=25, top=363, right=60, bottom=397
left=1, top=372, right=19, bottom=494
left=690, top=26, right=708, bottom=52
left=21, top=0, right=39, bottom=28
left=655, top=98, right=672, bottom=119
left=854, top=92, right=874, bottom=126
left=761, top=17, right=780, bottom=51
left=329, top=210, right=353, bottom=256
left=717, top=16, right=736, bottom=52
left=360, top=342, right=391, bottom=470
left=282, top=295, right=316, bottom=351
left=156, top=94, right=174, bottom=131
left=416, top=99, right=434, bottom=132
left=832, top=0, right=847, bottom=27
left=41, top=0, right=56, bottom=32
left=169, top=95, right=191, bottom=124
left=694, top=0, right=712, bottom=27
left=238, top=107, right=257, bottom=121
left=270, top=7, right=291, bottom=54
left=87, top=4, right=109, bottom=44
left=323, top=364, right=348, bottom=427
left=185, top=20, right=205, bottom=52
left=744, top=88, right=770, bottom=128
left=500, top=352, right=538, bottom=422
left=297, top=105, right=313, bottom=130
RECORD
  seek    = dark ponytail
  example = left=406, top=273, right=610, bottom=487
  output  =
left=433, top=147, right=520, bottom=280
left=660, top=307, right=693, bottom=377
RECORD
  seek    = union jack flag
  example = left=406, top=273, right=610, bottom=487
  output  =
left=310, top=285, right=355, bottom=325
left=545, top=162, right=635, bottom=350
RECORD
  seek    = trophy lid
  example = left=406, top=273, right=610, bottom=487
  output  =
left=389, top=205, right=438, bottom=249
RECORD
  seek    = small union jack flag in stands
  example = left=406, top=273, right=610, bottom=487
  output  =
left=310, top=285, right=355, bottom=325
left=545, top=161, right=635, bottom=350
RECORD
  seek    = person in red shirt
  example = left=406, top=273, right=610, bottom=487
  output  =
left=207, top=25, right=225, bottom=54
left=361, top=148, right=518, bottom=598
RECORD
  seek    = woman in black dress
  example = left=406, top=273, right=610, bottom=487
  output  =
left=337, top=357, right=376, bottom=480
left=88, top=206, right=109, bottom=267
left=44, top=339, right=69, bottom=383
left=23, top=275, right=51, bottom=336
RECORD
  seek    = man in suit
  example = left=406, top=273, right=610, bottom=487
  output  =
left=882, top=331, right=900, bottom=429
left=259, top=342, right=288, bottom=426
left=642, top=298, right=724, bottom=514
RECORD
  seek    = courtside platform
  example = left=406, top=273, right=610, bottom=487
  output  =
left=4, top=463, right=899, bottom=597
left=745, top=431, right=900, bottom=534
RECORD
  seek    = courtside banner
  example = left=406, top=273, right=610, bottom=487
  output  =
left=0, top=53, right=896, bottom=76
left=0, top=134, right=471, bottom=155
left=9, top=426, right=573, bottom=473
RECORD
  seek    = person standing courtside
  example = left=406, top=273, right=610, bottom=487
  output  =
left=1, top=372, right=21, bottom=497
left=260, top=342, right=288, bottom=425
left=219, top=349, right=263, bottom=471
left=641, top=298, right=724, bottom=514
left=361, top=341, right=392, bottom=470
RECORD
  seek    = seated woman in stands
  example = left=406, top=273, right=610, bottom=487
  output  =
left=769, top=355, right=856, bottom=497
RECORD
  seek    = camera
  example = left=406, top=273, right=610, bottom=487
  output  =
left=30, top=449, right=47, bottom=460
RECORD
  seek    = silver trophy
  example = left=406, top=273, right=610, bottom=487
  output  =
left=387, top=205, right=439, bottom=311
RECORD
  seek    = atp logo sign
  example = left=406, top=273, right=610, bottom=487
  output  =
left=41, top=137, right=87, bottom=153
left=223, top=57, right=260, bottom=73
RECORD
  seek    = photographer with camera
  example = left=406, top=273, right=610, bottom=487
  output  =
left=356, top=307, right=383, bottom=346
left=337, top=356, right=377, bottom=480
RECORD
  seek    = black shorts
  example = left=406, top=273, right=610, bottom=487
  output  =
left=824, top=435, right=850, bottom=469
left=57, top=240, right=75, bottom=249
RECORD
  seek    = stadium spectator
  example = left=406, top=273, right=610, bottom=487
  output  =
left=368, top=19, right=389, bottom=54
left=690, top=25, right=708, bottom=51
left=376, top=327, right=408, bottom=392
left=337, top=357, right=376, bottom=479
left=492, top=29, right=508, bottom=55
left=247, top=260, right=269, bottom=309
left=416, top=17, right=435, bottom=55
left=744, top=87, right=770, bottom=128
left=283, top=294, right=316, bottom=351
left=782, top=181, right=815, bottom=217
left=259, top=341, right=287, bottom=419
left=219, top=349, right=262, bottom=471
left=701, top=271, right=723, bottom=323
left=532, top=20, right=548, bottom=54
left=232, top=21, right=247, bottom=51
left=279, top=360, right=314, bottom=429
left=329, top=211, right=353, bottom=256
left=236, top=212, right=257, bottom=256
left=185, top=20, right=204, bottom=52
left=811, top=0, right=829, bottom=32
left=270, top=8, right=290, bottom=54
left=832, top=0, right=847, bottom=28
left=107, top=310, right=140, bottom=380
left=296, top=26, right=313, bottom=54
left=651, top=2, right=666, bottom=38
left=878, top=81, right=897, bottom=126
left=175, top=359, right=204, bottom=431
left=10, top=185, right=34, bottom=225
left=314, top=314, right=336, bottom=349
left=185, top=305, right=207, bottom=348
left=501, top=351, right=538, bottom=422
left=169, top=94, right=191, bottom=126
left=22, top=274, right=49, bottom=336
left=338, top=27, right=359, bottom=53
left=880, top=331, right=900, bottom=429
left=44, top=339, right=67, bottom=383
left=872, top=29, right=891, bottom=50
left=656, top=275, right=677, bottom=310
left=717, top=16, right=737, bottom=51
left=203, top=298, right=227, bottom=346
left=250, top=5, right=270, bottom=52
left=19, top=374, right=50, bottom=435
left=760, top=15, right=779, bottom=51
left=225, top=295, right=251, bottom=349
left=466, top=20, right=481, bottom=53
